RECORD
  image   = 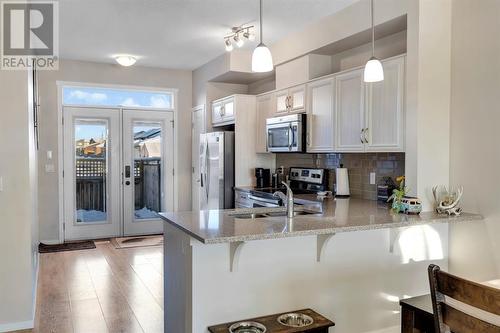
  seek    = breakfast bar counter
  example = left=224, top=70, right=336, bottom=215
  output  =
left=159, top=197, right=482, bottom=244
left=160, top=198, right=483, bottom=333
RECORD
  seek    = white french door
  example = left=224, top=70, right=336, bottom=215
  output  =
left=63, top=106, right=173, bottom=240
left=122, top=109, right=173, bottom=236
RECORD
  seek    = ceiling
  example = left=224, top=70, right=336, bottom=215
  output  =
left=59, top=0, right=360, bottom=70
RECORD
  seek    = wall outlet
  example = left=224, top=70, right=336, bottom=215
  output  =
left=370, top=172, right=376, bottom=185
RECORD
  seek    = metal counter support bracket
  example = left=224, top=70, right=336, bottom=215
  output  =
left=317, top=233, right=335, bottom=262
left=229, top=241, right=245, bottom=272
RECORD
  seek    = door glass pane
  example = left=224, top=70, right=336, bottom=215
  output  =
left=133, top=122, right=162, bottom=220
left=75, top=119, right=108, bottom=223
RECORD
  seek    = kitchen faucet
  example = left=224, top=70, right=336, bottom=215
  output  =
left=273, top=182, right=294, bottom=218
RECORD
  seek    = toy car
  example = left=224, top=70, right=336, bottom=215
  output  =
left=401, top=197, right=422, bottom=214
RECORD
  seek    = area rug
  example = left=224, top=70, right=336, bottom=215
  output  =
left=38, top=241, right=96, bottom=253
left=110, top=235, right=163, bottom=249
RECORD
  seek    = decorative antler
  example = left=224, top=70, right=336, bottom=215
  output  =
left=433, top=185, right=463, bottom=216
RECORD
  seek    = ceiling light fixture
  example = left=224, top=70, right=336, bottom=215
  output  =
left=115, top=55, right=137, bottom=67
left=224, top=39, right=233, bottom=52
left=252, top=0, right=273, bottom=72
left=363, top=0, right=383, bottom=82
left=243, top=28, right=255, bottom=41
left=233, top=34, right=244, bottom=48
left=223, top=25, right=254, bottom=52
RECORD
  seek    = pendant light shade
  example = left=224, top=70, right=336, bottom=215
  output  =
left=364, top=0, right=383, bottom=82
left=252, top=43, right=273, bottom=72
left=252, top=0, right=273, bottom=73
left=364, top=56, right=384, bottom=82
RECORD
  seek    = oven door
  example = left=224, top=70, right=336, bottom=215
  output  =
left=267, top=122, right=292, bottom=152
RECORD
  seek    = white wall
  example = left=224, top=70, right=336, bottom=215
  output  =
left=37, top=59, right=192, bottom=242
left=0, top=70, right=38, bottom=331
left=448, top=0, right=500, bottom=280
left=407, top=0, right=453, bottom=210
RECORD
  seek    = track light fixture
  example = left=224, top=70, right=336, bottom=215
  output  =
left=223, top=25, right=254, bottom=51
left=224, top=38, right=233, bottom=52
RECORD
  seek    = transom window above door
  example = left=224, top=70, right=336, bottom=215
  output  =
left=62, top=86, right=174, bottom=109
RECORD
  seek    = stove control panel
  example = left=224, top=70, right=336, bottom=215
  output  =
left=289, top=167, right=325, bottom=185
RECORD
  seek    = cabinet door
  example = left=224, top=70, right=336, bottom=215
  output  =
left=221, top=97, right=235, bottom=122
left=255, top=94, right=273, bottom=153
left=306, top=78, right=335, bottom=152
left=365, top=56, right=405, bottom=152
left=335, top=69, right=365, bottom=152
left=212, top=101, right=223, bottom=125
left=289, top=85, right=306, bottom=112
left=275, top=89, right=289, bottom=114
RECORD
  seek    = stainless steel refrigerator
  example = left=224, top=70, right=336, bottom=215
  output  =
left=199, top=132, right=234, bottom=210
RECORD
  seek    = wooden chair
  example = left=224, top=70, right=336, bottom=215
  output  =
left=428, top=264, right=500, bottom=333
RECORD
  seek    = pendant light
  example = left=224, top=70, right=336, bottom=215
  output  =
left=363, top=0, right=384, bottom=82
left=252, top=0, right=273, bottom=72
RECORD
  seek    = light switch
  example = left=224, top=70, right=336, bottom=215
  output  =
left=45, top=164, right=55, bottom=173
left=370, top=172, right=376, bottom=185
left=0, top=176, right=3, bottom=192
left=47, top=150, right=53, bottom=160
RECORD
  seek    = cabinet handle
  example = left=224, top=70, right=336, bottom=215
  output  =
left=360, top=129, right=365, bottom=144
left=306, top=132, right=310, bottom=146
left=221, top=106, right=225, bottom=116
left=289, top=95, right=293, bottom=109
left=364, top=128, right=369, bottom=144
left=285, top=96, right=290, bottom=110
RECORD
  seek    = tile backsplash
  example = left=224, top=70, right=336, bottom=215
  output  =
left=276, top=153, right=405, bottom=200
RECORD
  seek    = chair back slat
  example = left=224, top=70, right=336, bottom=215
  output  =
left=443, top=303, right=500, bottom=333
left=428, top=264, right=500, bottom=333
left=438, top=270, right=500, bottom=316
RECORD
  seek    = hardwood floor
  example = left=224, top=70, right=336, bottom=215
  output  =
left=29, top=240, right=163, bottom=333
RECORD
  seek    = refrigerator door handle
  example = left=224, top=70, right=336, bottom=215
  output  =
left=205, top=141, right=210, bottom=200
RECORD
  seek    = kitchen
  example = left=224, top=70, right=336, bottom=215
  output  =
left=162, top=0, right=497, bottom=332
left=1, top=0, right=499, bottom=333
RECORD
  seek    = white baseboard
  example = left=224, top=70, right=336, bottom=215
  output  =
left=0, top=320, right=34, bottom=332
left=40, top=239, right=61, bottom=245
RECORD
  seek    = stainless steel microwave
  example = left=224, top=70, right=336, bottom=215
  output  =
left=266, top=113, right=306, bottom=153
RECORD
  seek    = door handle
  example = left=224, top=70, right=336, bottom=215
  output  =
left=125, top=180, right=131, bottom=186
left=200, top=173, right=204, bottom=187
left=288, top=124, right=293, bottom=150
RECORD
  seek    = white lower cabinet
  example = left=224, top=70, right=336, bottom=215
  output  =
left=306, top=77, right=335, bottom=152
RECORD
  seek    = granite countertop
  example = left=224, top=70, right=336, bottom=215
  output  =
left=159, top=196, right=483, bottom=244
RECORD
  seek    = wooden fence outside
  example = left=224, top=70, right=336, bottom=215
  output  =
left=76, top=157, right=161, bottom=212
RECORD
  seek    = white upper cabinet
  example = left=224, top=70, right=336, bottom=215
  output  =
left=274, top=84, right=306, bottom=115
left=334, top=55, right=406, bottom=153
left=275, top=89, right=289, bottom=114
left=335, top=68, right=365, bottom=152
left=306, top=77, right=335, bottom=152
left=255, top=93, right=274, bottom=153
left=365, top=56, right=405, bottom=152
left=212, top=96, right=235, bottom=126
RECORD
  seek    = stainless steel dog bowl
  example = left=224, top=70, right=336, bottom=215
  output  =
left=277, top=312, right=314, bottom=328
left=228, top=321, right=267, bottom=333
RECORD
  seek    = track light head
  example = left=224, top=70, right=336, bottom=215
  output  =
left=224, top=39, right=233, bottom=52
